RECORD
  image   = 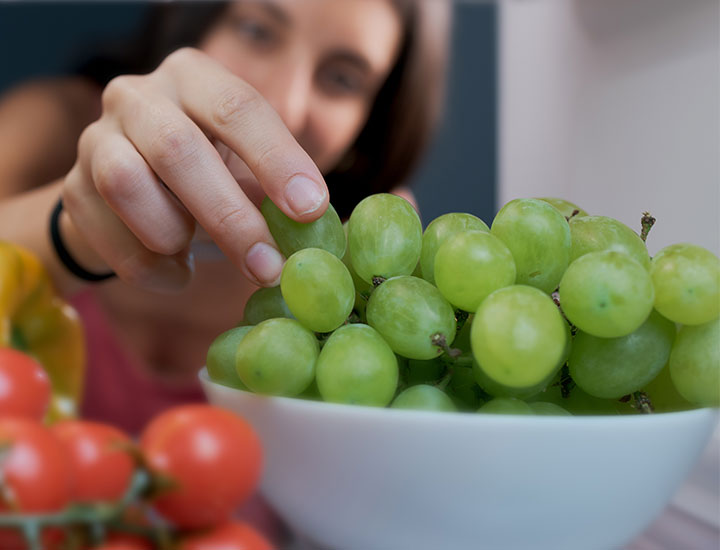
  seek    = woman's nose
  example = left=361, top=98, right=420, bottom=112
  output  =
left=262, top=60, right=312, bottom=137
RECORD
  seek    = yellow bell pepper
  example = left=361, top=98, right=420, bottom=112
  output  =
left=0, top=240, right=86, bottom=420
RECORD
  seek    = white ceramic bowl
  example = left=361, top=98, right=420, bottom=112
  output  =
left=199, top=368, right=718, bottom=550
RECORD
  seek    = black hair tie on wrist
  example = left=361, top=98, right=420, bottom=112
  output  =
left=49, top=198, right=116, bottom=282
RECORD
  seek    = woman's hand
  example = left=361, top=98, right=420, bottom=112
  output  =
left=62, top=47, right=328, bottom=292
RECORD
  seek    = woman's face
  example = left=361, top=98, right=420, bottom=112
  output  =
left=201, top=0, right=403, bottom=175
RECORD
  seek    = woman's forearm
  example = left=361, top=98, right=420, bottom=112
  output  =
left=0, top=181, right=107, bottom=297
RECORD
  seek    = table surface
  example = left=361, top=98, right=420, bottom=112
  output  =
left=284, top=427, right=720, bottom=550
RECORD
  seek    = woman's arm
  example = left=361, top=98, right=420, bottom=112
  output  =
left=0, top=78, right=104, bottom=296
left=0, top=48, right=330, bottom=297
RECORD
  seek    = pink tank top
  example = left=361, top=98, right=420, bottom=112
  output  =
left=71, top=289, right=205, bottom=436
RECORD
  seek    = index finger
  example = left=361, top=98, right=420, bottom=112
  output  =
left=162, top=49, right=329, bottom=222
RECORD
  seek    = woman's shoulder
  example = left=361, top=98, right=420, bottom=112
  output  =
left=0, top=77, right=102, bottom=192
left=0, top=76, right=102, bottom=110
left=0, top=76, right=102, bottom=122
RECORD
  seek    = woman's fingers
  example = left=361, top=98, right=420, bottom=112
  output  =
left=66, top=47, right=328, bottom=290
left=162, top=48, right=329, bottom=221
left=87, top=126, right=196, bottom=256
left=107, top=81, right=284, bottom=286
left=62, top=164, right=194, bottom=293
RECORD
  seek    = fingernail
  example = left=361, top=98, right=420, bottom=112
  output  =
left=284, top=175, right=326, bottom=216
left=246, top=242, right=284, bottom=285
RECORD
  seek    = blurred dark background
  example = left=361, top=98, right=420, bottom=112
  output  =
left=0, top=1, right=497, bottom=225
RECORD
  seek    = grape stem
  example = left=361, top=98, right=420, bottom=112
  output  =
left=345, top=310, right=363, bottom=325
left=640, top=212, right=656, bottom=243
left=630, top=391, right=654, bottom=414
left=551, top=291, right=576, bottom=333
left=440, top=353, right=473, bottom=369
left=566, top=209, right=580, bottom=222
left=431, top=333, right=461, bottom=358
left=553, top=364, right=576, bottom=399
left=371, top=275, right=386, bottom=287
left=454, top=309, right=469, bottom=334
left=314, top=331, right=333, bottom=348
left=435, top=367, right=453, bottom=391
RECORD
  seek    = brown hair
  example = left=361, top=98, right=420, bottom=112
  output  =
left=78, top=1, right=452, bottom=218
left=326, top=0, right=452, bottom=217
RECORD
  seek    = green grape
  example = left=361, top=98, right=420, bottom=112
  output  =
left=669, top=319, right=720, bottom=407
left=411, top=260, right=423, bottom=278
left=650, top=243, right=720, bottom=325
left=641, top=362, right=694, bottom=413
left=472, top=358, right=556, bottom=399
left=568, top=310, right=676, bottom=399
left=446, top=363, right=486, bottom=411
left=347, top=194, right=422, bottom=284
left=366, top=276, right=456, bottom=360
left=341, top=222, right=373, bottom=307
left=471, top=285, right=567, bottom=389
left=470, top=313, right=569, bottom=399
left=478, top=397, right=533, bottom=415
left=403, top=357, right=446, bottom=386
left=569, top=215, right=651, bottom=270
left=243, top=285, right=294, bottom=325
left=451, top=314, right=475, bottom=354
left=391, top=384, right=456, bottom=412
left=261, top=197, right=346, bottom=258
left=349, top=293, right=367, bottom=324
left=559, top=250, right=654, bottom=338
left=420, top=212, right=489, bottom=284
left=281, top=248, right=355, bottom=333
left=490, top=198, right=571, bottom=293
left=537, top=197, right=588, bottom=220
left=298, top=378, right=323, bottom=402
left=529, top=375, right=635, bottom=415
left=528, top=401, right=573, bottom=416
left=434, top=230, right=516, bottom=312
left=206, top=326, right=253, bottom=389
left=556, top=321, right=574, bottom=372
left=315, top=324, right=398, bottom=406
left=235, top=318, right=318, bottom=396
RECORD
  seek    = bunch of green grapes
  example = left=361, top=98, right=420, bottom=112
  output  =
left=206, top=194, right=719, bottom=415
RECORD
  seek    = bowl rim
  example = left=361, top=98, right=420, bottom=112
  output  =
left=199, top=367, right=720, bottom=425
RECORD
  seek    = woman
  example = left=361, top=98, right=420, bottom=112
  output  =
left=0, top=0, right=451, bottom=433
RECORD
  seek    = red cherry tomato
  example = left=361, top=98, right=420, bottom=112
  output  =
left=0, top=348, right=51, bottom=420
left=140, top=405, right=262, bottom=529
left=0, top=418, right=72, bottom=549
left=180, top=521, right=275, bottom=550
left=51, top=420, right=136, bottom=502
left=0, top=527, right=65, bottom=550
left=0, top=417, right=72, bottom=511
left=92, top=533, right=154, bottom=550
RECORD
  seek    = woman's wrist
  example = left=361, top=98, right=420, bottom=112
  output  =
left=50, top=198, right=116, bottom=282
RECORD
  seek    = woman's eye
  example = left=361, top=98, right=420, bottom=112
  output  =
left=319, top=67, right=367, bottom=97
left=232, top=18, right=276, bottom=46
